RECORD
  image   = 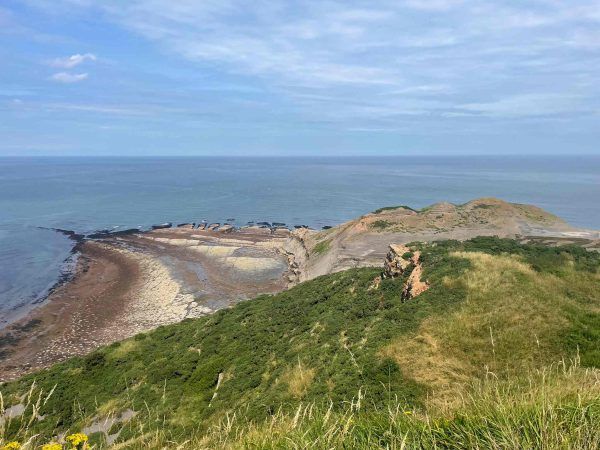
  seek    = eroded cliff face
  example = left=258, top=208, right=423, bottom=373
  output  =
left=297, top=197, right=597, bottom=279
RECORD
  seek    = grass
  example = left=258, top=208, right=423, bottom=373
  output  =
left=372, top=205, right=418, bottom=214
left=4, top=358, right=597, bottom=448
left=1, top=237, right=598, bottom=448
left=312, top=238, right=331, bottom=255
left=370, top=220, right=392, bottom=230
left=190, top=357, right=599, bottom=449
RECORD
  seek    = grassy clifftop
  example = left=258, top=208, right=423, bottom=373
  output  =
left=2, top=237, right=599, bottom=448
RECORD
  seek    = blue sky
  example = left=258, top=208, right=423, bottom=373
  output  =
left=1, top=0, right=599, bottom=156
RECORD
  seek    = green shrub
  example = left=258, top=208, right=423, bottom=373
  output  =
left=1, top=237, right=598, bottom=447
left=312, top=239, right=331, bottom=255
left=370, top=220, right=392, bottom=230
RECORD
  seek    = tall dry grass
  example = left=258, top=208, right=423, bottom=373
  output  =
left=3, top=356, right=588, bottom=449
left=190, top=356, right=599, bottom=449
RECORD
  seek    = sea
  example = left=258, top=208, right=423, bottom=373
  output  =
left=1, top=155, right=599, bottom=326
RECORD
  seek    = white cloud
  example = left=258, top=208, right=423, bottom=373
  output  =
left=459, top=94, right=587, bottom=118
left=44, top=103, right=150, bottom=115
left=19, top=0, right=600, bottom=127
left=50, top=72, right=89, bottom=83
left=385, top=85, right=451, bottom=95
left=50, top=53, right=96, bottom=68
left=401, top=0, right=465, bottom=12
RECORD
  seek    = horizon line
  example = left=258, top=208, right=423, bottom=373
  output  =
left=1, top=153, right=599, bottom=159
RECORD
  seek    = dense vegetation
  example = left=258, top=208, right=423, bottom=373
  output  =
left=1, top=237, right=599, bottom=448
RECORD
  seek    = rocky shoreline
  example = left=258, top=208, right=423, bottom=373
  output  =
left=0, top=224, right=311, bottom=381
left=5, top=219, right=317, bottom=322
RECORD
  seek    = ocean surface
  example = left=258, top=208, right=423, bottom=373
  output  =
left=1, top=155, right=599, bottom=325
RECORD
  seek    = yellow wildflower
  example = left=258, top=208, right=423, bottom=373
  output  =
left=65, top=433, right=88, bottom=449
left=41, top=444, right=62, bottom=450
left=1, top=442, right=21, bottom=450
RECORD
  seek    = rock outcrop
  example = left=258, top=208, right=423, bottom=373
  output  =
left=151, top=223, right=172, bottom=230
left=383, top=244, right=412, bottom=278
left=378, top=244, right=429, bottom=301
left=401, top=250, right=429, bottom=300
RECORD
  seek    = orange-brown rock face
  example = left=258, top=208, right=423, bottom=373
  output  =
left=383, top=244, right=411, bottom=278
left=401, top=250, right=429, bottom=300
left=381, top=244, right=429, bottom=301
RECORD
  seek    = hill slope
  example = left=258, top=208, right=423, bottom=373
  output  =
left=1, top=237, right=599, bottom=448
left=296, top=197, right=599, bottom=279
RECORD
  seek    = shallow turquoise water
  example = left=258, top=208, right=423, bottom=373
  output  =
left=1, top=155, right=599, bottom=324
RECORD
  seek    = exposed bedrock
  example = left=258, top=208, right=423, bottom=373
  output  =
left=372, top=244, right=429, bottom=301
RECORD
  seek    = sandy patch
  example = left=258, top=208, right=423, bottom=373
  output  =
left=152, top=237, right=201, bottom=247
left=221, top=256, right=284, bottom=273
left=190, top=245, right=239, bottom=258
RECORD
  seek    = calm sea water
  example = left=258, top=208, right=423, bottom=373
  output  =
left=1, top=155, right=599, bottom=325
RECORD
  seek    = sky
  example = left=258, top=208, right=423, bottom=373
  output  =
left=1, top=0, right=599, bottom=156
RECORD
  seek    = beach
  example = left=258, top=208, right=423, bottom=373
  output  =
left=0, top=226, right=296, bottom=380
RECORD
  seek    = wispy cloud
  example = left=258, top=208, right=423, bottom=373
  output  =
left=44, top=102, right=150, bottom=116
left=459, top=94, right=588, bottom=118
left=47, top=52, right=96, bottom=84
left=401, top=0, right=465, bottom=12
left=50, top=72, right=88, bottom=83
left=50, top=52, right=96, bottom=68
left=7, top=0, right=600, bottom=154
left=68, top=1, right=598, bottom=101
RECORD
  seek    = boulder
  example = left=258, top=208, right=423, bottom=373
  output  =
left=152, top=223, right=172, bottom=230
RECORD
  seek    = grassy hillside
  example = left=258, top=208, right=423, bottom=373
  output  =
left=1, top=237, right=599, bottom=448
